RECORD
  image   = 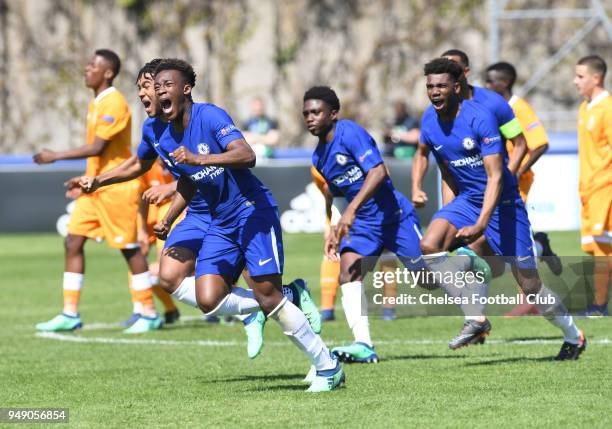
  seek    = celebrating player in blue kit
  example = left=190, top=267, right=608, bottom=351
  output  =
left=134, top=59, right=342, bottom=392
left=303, top=86, right=488, bottom=363
left=79, top=59, right=318, bottom=363
left=412, top=58, right=586, bottom=360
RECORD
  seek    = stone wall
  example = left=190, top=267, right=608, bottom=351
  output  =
left=0, top=0, right=610, bottom=153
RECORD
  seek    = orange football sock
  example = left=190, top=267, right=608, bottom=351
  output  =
left=153, top=285, right=177, bottom=312
left=380, top=260, right=398, bottom=309
left=130, top=271, right=156, bottom=316
left=592, top=242, right=611, bottom=306
left=320, top=258, right=340, bottom=310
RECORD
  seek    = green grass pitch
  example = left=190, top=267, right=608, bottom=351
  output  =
left=0, top=231, right=610, bottom=428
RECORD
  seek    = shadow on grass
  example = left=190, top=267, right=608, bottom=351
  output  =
left=199, top=373, right=305, bottom=384
left=197, top=373, right=308, bottom=392
left=502, top=336, right=562, bottom=342
left=382, top=354, right=471, bottom=362
left=246, top=384, right=308, bottom=392
left=464, top=356, right=556, bottom=366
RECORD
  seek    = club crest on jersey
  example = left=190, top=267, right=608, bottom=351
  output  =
left=462, top=137, right=476, bottom=150
left=335, top=154, right=348, bottom=165
left=197, top=143, right=210, bottom=155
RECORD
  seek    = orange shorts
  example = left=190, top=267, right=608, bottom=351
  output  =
left=581, top=187, right=612, bottom=254
left=518, top=170, right=534, bottom=203
left=67, top=180, right=141, bottom=249
left=143, top=200, right=186, bottom=248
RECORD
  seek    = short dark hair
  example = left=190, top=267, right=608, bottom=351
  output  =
left=441, top=49, right=470, bottom=68
left=154, top=58, right=196, bottom=87
left=424, top=57, right=465, bottom=82
left=577, top=55, right=607, bottom=79
left=95, top=49, right=121, bottom=78
left=136, top=58, right=163, bottom=83
left=303, top=86, right=340, bottom=111
left=486, top=61, right=517, bottom=89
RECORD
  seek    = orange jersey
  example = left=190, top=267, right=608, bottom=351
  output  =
left=85, top=87, right=132, bottom=177
left=505, top=96, right=548, bottom=183
left=578, top=90, right=612, bottom=197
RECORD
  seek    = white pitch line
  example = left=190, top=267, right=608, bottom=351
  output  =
left=83, top=315, right=204, bottom=330
left=36, top=332, right=612, bottom=347
left=36, top=332, right=241, bottom=346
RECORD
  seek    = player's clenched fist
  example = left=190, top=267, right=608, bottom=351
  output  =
left=412, top=189, right=428, bottom=208
left=78, top=176, right=100, bottom=193
left=171, top=146, right=200, bottom=165
left=143, top=183, right=176, bottom=204
left=33, top=149, right=58, bottom=164
left=153, top=218, right=171, bottom=240
left=455, top=224, right=485, bottom=243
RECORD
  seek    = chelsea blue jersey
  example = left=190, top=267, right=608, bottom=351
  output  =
left=137, top=104, right=276, bottom=217
left=312, top=119, right=413, bottom=225
left=420, top=100, right=521, bottom=205
left=138, top=117, right=209, bottom=215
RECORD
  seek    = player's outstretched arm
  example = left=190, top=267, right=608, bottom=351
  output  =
left=506, top=133, right=528, bottom=175
left=411, top=143, right=430, bottom=207
left=456, top=154, right=503, bottom=242
left=171, top=139, right=256, bottom=169
left=80, top=156, right=155, bottom=193
left=33, top=137, right=110, bottom=164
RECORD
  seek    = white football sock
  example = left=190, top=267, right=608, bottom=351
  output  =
left=132, top=302, right=144, bottom=314
left=131, top=271, right=152, bottom=291
left=535, top=285, right=581, bottom=343
left=63, top=272, right=83, bottom=291
left=461, top=280, right=489, bottom=322
left=171, top=276, right=197, bottom=308
left=204, top=288, right=260, bottom=316
left=235, top=313, right=249, bottom=322
left=62, top=272, right=83, bottom=316
left=423, top=252, right=487, bottom=322
left=341, top=281, right=372, bottom=347
left=534, top=241, right=544, bottom=258
left=270, top=298, right=336, bottom=371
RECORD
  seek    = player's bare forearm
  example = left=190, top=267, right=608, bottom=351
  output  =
left=201, top=139, right=255, bottom=168
left=411, top=143, right=429, bottom=194
left=506, top=133, right=528, bottom=175
left=517, top=144, right=548, bottom=177
left=176, top=176, right=195, bottom=203
left=162, top=179, right=192, bottom=226
left=325, top=193, right=333, bottom=223
left=439, top=164, right=459, bottom=205
left=172, top=139, right=256, bottom=169
left=477, top=154, right=503, bottom=228
left=346, top=163, right=386, bottom=214
left=33, top=138, right=109, bottom=164
left=412, top=143, right=432, bottom=207
left=143, top=181, right=177, bottom=204
left=138, top=197, right=149, bottom=228
left=97, top=156, right=154, bottom=187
